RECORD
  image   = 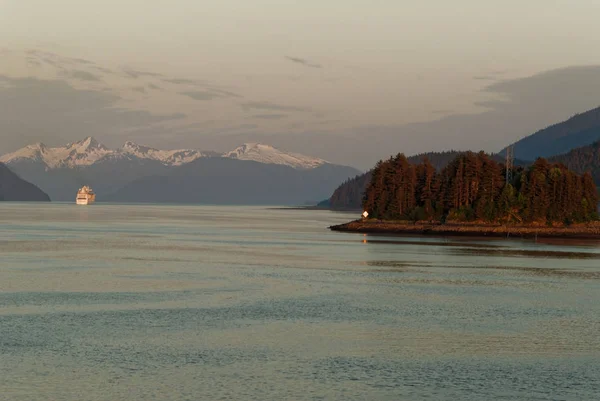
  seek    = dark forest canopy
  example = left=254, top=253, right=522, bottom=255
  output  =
left=362, top=152, right=598, bottom=224
left=329, top=151, right=466, bottom=210
left=328, top=150, right=529, bottom=210
left=549, top=140, right=600, bottom=187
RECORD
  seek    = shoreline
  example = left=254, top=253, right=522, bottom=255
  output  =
left=330, top=219, right=600, bottom=240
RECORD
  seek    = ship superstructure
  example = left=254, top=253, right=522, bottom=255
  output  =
left=76, top=186, right=96, bottom=205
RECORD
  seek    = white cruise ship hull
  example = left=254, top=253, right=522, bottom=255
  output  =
left=76, top=198, right=93, bottom=205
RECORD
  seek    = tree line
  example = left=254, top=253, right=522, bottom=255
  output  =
left=329, top=151, right=466, bottom=210
left=363, top=151, right=598, bottom=224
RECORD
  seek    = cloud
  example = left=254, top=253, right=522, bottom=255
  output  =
left=0, top=76, right=185, bottom=153
left=285, top=56, right=322, bottom=69
left=204, top=65, right=600, bottom=169
left=181, top=88, right=240, bottom=101
left=473, top=75, right=497, bottom=81
left=181, top=91, right=223, bottom=101
left=162, top=78, right=202, bottom=85
left=39, top=57, right=63, bottom=69
left=93, top=66, right=114, bottom=74
left=209, top=88, right=242, bottom=98
left=241, top=101, right=310, bottom=112
left=132, top=86, right=147, bottom=93
left=148, top=83, right=162, bottom=91
left=253, top=114, right=287, bottom=120
left=61, top=69, right=102, bottom=82
left=122, top=68, right=164, bottom=79
left=25, top=50, right=95, bottom=69
left=69, top=57, right=94, bottom=65
left=26, top=58, right=42, bottom=67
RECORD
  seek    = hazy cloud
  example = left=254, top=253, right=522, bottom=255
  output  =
left=162, top=78, right=201, bottom=85
left=26, top=57, right=42, bottom=67
left=25, top=50, right=95, bottom=69
left=473, top=75, right=497, bottom=81
left=181, top=91, right=222, bottom=101
left=132, top=86, right=146, bottom=93
left=209, top=88, right=242, bottom=98
left=61, top=69, right=102, bottom=82
left=0, top=76, right=185, bottom=153
left=241, top=101, right=310, bottom=112
left=204, top=66, right=600, bottom=169
left=285, top=56, right=322, bottom=69
left=40, top=57, right=63, bottom=69
left=148, top=83, right=162, bottom=91
left=253, top=114, right=287, bottom=120
left=122, top=68, right=164, bottom=79
left=69, top=57, right=94, bottom=65
left=93, top=66, right=114, bottom=74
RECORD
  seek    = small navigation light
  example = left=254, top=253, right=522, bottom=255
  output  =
left=362, top=211, right=369, bottom=218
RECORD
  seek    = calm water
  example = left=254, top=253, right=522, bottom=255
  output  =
left=1, top=204, right=599, bottom=401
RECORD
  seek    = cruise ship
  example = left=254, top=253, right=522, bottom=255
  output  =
left=76, top=186, right=96, bottom=205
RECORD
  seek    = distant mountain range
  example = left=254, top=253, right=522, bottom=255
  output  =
left=0, top=163, right=49, bottom=202
left=104, top=158, right=357, bottom=205
left=0, top=137, right=359, bottom=204
left=0, top=137, right=327, bottom=170
left=501, top=106, right=600, bottom=160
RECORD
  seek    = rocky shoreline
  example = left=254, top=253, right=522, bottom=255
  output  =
left=330, top=219, right=600, bottom=239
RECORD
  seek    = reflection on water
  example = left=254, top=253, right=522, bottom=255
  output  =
left=1, top=204, right=599, bottom=400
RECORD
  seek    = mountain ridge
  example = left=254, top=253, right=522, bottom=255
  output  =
left=1, top=137, right=358, bottom=203
left=105, top=158, right=358, bottom=205
left=0, top=137, right=328, bottom=170
left=500, top=106, right=600, bottom=160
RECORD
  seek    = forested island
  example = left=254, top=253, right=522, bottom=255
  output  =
left=331, top=152, right=600, bottom=239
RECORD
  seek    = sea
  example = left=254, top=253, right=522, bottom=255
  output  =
left=1, top=203, right=599, bottom=401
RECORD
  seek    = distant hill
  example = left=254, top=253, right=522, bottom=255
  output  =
left=0, top=163, right=50, bottom=201
left=500, top=106, right=600, bottom=161
left=104, top=158, right=360, bottom=205
left=549, top=140, right=600, bottom=185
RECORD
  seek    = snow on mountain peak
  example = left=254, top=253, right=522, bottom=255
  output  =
left=122, top=141, right=154, bottom=154
left=68, top=136, right=107, bottom=151
left=0, top=142, right=47, bottom=164
left=27, top=142, right=47, bottom=151
left=224, top=143, right=326, bottom=169
left=1, top=138, right=328, bottom=170
left=121, top=141, right=207, bottom=166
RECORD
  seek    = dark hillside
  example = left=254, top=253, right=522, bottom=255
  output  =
left=500, top=106, right=600, bottom=160
left=549, top=140, right=600, bottom=186
left=0, top=163, right=50, bottom=201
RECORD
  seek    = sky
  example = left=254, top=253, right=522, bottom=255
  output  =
left=1, top=0, right=600, bottom=169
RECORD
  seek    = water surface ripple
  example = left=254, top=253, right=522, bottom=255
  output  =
left=1, top=204, right=599, bottom=400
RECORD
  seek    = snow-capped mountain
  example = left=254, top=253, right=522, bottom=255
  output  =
left=0, top=137, right=360, bottom=203
left=224, top=143, right=326, bottom=170
left=1, top=137, right=328, bottom=170
left=0, top=137, right=114, bottom=169
left=121, top=142, right=217, bottom=166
